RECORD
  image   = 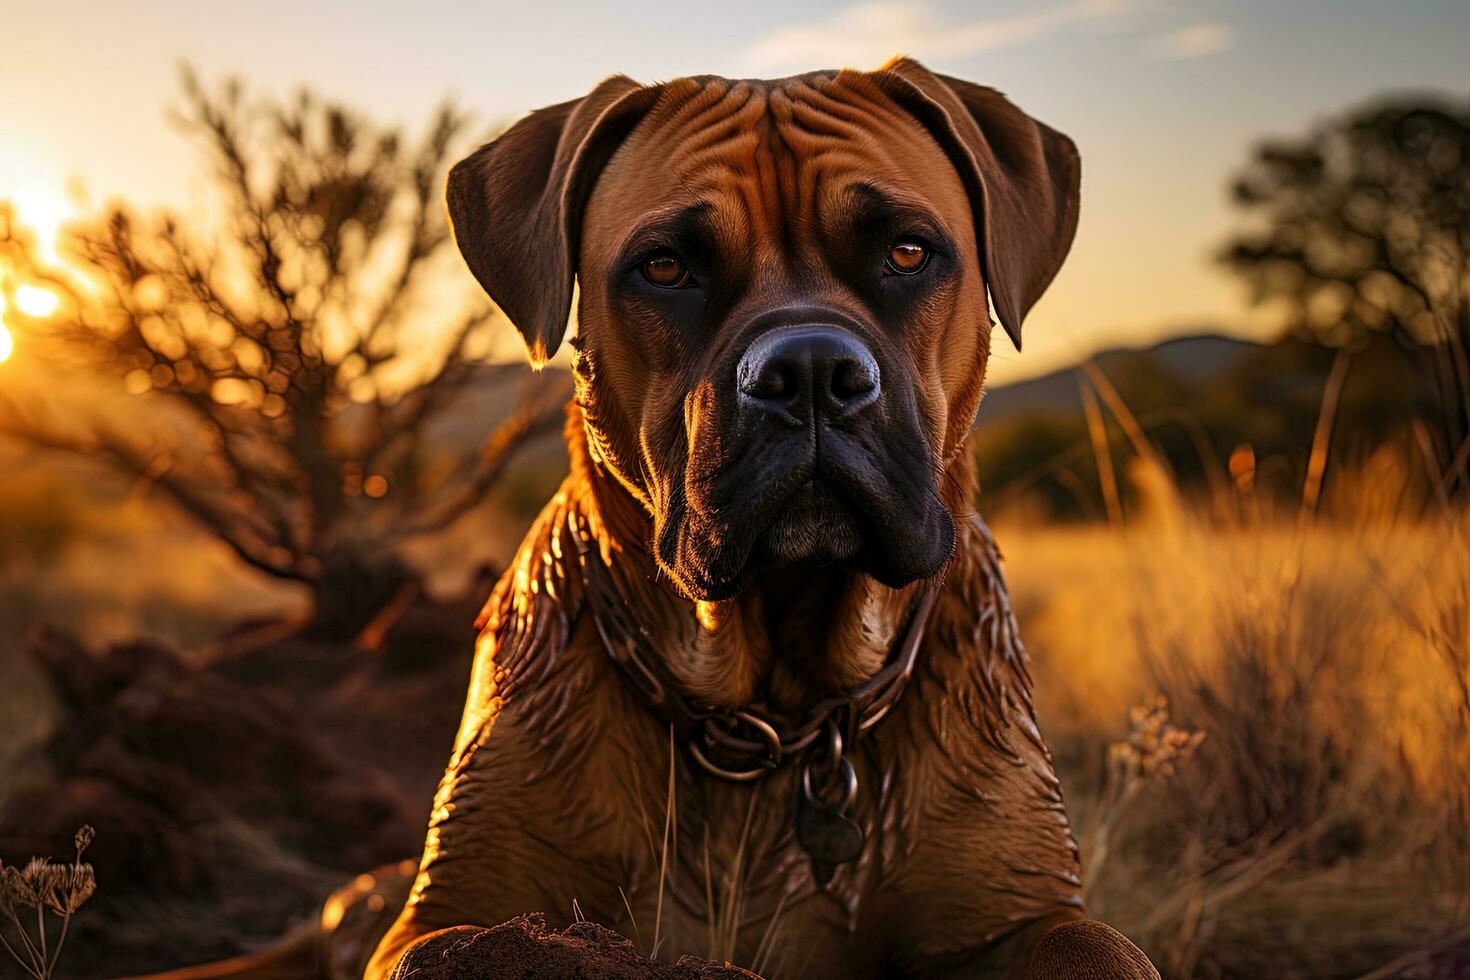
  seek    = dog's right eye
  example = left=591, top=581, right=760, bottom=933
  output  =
left=885, top=241, right=930, bottom=276
left=642, top=251, right=694, bottom=289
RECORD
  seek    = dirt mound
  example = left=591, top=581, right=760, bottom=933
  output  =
left=0, top=594, right=480, bottom=977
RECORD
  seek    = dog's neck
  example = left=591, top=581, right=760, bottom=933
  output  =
left=568, top=404, right=975, bottom=713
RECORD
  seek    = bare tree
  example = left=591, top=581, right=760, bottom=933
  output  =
left=0, top=71, right=561, bottom=636
left=1220, top=95, right=1470, bottom=491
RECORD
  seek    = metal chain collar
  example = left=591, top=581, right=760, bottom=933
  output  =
left=571, top=525, right=939, bottom=782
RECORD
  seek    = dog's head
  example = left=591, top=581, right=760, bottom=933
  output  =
left=448, top=59, right=1079, bottom=602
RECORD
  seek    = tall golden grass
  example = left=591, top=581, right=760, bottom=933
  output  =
left=1000, top=458, right=1470, bottom=977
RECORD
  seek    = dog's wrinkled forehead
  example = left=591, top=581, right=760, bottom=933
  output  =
left=612, top=74, right=958, bottom=208
left=582, top=73, right=971, bottom=282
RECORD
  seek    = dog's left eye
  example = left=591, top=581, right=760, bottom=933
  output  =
left=642, top=251, right=694, bottom=289
left=885, top=241, right=930, bottom=276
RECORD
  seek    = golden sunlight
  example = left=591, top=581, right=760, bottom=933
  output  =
left=0, top=321, right=12, bottom=363
left=13, top=283, right=60, bottom=318
left=10, top=189, right=77, bottom=265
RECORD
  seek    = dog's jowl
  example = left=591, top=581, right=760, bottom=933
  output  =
left=355, top=58, right=1159, bottom=980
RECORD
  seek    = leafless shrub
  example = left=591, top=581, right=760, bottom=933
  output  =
left=0, top=68, right=562, bottom=636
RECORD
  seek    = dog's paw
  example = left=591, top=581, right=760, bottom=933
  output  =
left=1027, top=919, right=1159, bottom=980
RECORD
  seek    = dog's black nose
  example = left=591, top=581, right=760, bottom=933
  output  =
left=737, top=325, right=881, bottom=425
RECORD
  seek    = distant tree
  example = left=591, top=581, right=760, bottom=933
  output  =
left=0, top=71, right=560, bottom=636
left=1220, top=95, right=1470, bottom=491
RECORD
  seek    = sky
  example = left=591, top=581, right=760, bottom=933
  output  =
left=1, top=0, right=1467, bottom=384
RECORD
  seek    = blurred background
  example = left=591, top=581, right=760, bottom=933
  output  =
left=1, top=2, right=1468, bottom=977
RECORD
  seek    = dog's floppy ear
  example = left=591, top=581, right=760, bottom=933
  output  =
left=875, top=58, right=1081, bottom=351
left=447, top=76, right=660, bottom=367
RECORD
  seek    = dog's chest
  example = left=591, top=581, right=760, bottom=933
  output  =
left=575, top=729, right=937, bottom=977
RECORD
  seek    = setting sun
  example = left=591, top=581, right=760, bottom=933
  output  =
left=13, top=283, right=59, bottom=318
left=0, top=284, right=60, bottom=363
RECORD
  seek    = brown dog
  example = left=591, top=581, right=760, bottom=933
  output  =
left=358, top=58, right=1159, bottom=979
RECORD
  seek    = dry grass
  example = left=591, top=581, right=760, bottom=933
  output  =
left=1, top=825, right=96, bottom=979
left=1000, top=479, right=1470, bottom=978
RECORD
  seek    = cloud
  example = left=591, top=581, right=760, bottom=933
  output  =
left=746, top=0, right=1133, bottom=69
left=1144, top=22, right=1236, bottom=60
